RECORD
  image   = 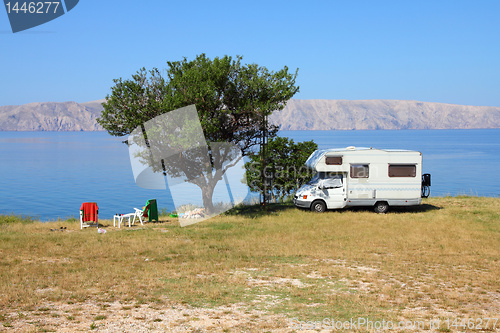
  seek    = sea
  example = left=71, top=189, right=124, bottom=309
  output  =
left=0, top=129, right=498, bottom=221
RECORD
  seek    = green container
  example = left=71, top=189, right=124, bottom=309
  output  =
left=145, top=199, right=158, bottom=222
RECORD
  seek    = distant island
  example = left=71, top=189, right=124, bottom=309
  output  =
left=0, top=100, right=105, bottom=131
left=0, top=99, right=499, bottom=131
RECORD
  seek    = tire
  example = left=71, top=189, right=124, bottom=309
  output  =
left=311, top=200, right=326, bottom=213
left=374, top=201, right=389, bottom=214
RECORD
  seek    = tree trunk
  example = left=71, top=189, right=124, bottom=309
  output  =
left=201, top=183, right=216, bottom=215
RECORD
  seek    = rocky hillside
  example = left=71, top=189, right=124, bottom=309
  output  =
left=0, top=99, right=499, bottom=131
left=271, top=99, right=500, bottom=130
left=0, top=100, right=105, bottom=131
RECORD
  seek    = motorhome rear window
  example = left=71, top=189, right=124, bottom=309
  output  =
left=350, top=164, right=369, bottom=178
left=325, top=156, right=342, bottom=165
left=388, top=164, right=416, bottom=177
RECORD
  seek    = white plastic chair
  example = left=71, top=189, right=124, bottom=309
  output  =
left=114, top=208, right=145, bottom=228
left=133, top=208, right=146, bottom=225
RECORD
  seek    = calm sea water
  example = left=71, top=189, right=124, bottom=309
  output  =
left=0, top=129, right=498, bottom=221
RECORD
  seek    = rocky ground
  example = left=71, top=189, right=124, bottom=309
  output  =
left=1, top=299, right=291, bottom=332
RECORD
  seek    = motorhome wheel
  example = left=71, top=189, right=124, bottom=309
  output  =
left=374, top=201, right=389, bottom=214
left=311, top=200, right=326, bottom=213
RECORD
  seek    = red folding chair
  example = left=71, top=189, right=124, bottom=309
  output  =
left=80, top=202, right=99, bottom=229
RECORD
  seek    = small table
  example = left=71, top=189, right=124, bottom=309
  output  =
left=113, top=213, right=135, bottom=228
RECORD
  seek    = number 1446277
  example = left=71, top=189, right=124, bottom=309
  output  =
left=5, top=2, right=60, bottom=14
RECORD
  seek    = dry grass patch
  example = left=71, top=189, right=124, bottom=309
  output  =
left=0, top=197, right=499, bottom=331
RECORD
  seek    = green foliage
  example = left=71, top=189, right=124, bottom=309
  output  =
left=97, top=54, right=299, bottom=157
left=0, top=214, right=35, bottom=225
left=245, top=137, right=317, bottom=201
left=159, top=207, right=172, bottom=216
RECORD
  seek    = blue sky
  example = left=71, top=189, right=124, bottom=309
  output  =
left=1, top=0, right=499, bottom=106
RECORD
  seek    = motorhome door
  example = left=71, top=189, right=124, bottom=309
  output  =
left=319, top=173, right=347, bottom=209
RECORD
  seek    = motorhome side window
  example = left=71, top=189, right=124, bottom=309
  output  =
left=388, top=164, right=416, bottom=177
left=350, top=164, right=369, bottom=178
left=325, top=156, right=342, bottom=165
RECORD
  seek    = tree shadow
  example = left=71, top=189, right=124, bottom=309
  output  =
left=224, top=201, right=296, bottom=218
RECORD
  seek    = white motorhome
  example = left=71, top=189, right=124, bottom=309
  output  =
left=293, top=147, right=431, bottom=213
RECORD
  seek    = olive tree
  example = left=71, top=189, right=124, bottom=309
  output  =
left=98, top=54, right=299, bottom=213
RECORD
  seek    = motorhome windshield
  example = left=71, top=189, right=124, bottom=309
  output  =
left=307, top=172, right=343, bottom=185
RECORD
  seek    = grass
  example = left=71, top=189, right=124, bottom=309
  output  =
left=0, top=196, right=499, bottom=331
left=0, top=213, right=35, bottom=225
